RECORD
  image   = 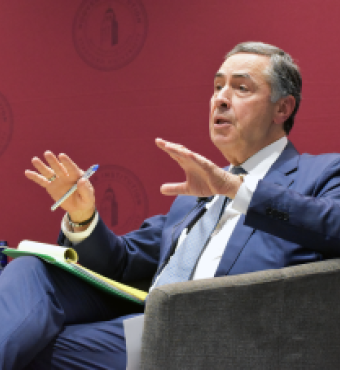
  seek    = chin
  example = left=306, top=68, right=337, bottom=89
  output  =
left=211, top=132, right=231, bottom=146
left=211, top=137, right=233, bottom=157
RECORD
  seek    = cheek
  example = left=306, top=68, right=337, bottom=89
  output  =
left=210, top=95, right=217, bottom=114
left=210, top=96, right=215, bottom=115
left=235, top=103, right=264, bottom=125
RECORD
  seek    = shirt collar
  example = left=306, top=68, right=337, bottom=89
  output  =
left=229, top=136, right=288, bottom=179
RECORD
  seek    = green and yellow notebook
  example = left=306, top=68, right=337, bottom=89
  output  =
left=3, top=240, right=147, bottom=305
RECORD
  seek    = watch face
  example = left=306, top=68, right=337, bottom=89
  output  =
left=68, top=211, right=96, bottom=228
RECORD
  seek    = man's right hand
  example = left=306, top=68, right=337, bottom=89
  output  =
left=25, top=151, right=96, bottom=224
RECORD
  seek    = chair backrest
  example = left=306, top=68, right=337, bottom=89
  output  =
left=141, top=259, right=340, bottom=370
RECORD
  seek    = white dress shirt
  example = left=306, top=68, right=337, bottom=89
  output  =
left=192, top=136, right=288, bottom=279
left=62, top=137, right=288, bottom=282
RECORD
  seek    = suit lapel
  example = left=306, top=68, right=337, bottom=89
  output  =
left=215, top=141, right=300, bottom=277
left=263, top=141, right=299, bottom=187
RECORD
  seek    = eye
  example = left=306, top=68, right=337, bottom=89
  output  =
left=238, top=84, right=248, bottom=92
left=214, top=84, right=223, bottom=92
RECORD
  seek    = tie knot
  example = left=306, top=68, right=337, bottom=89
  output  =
left=230, top=166, right=247, bottom=176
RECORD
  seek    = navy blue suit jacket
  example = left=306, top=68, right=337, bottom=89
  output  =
left=59, top=141, right=340, bottom=285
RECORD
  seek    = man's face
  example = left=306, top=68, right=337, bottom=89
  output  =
left=209, top=53, right=284, bottom=165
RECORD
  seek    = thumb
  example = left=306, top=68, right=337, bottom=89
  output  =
left=77, top=178, right=95, bottom=204
left=160, top=182, right=188, bottom=196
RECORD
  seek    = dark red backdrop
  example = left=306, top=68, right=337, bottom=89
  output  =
left=0, top=0, right=338, bottom=247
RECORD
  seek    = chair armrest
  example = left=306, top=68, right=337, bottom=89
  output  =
left=141, top=259, right=340, bottom=370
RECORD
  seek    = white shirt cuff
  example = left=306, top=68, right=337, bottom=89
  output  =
left=232, top=174, right=260, bottom=214
left=61, top=211, right=99, bottom=245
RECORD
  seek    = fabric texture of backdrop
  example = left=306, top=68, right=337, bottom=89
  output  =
left=0, top=0, right=338, bottom=246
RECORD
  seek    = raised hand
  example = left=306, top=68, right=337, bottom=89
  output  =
left=155, top=138, right=242, bottom=199
left=25, top=151, right=96, bottom=223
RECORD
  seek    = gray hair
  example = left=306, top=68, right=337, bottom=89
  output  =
left=226, top=42, right=302, bottom=134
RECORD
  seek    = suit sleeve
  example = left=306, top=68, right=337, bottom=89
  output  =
left=58, top=213, right=167, bottom=282
left=245, top=157, right=340, bottom=255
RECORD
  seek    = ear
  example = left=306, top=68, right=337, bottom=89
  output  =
left=273, top=95, right=296, bottom=125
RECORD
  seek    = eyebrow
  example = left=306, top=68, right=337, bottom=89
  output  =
left=214, top=72, right=225, bottom=79
left=232, top=73, right=252, bottom=80
left=214, top=72, right=254, bottom=81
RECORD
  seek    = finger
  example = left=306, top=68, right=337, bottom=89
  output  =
left=156, top=138, right=186, bottom=151
left=31, top=157, right=55, bottom=180
left=58, top=153, right=84, bottom=179
left=160, top=182, right=188, bottom=196
left=156, top=138, right=172, bottom=155
left=155, top=137, right=170, bottom=148
left=156, top=139, right=191, bottom=166
left=44, top=151, right=68, bottom=178
left=162, top=143, right=191, bottom=160
left=155, top=137, right=171, bottom=149
left=156, top=138, right=213, bottom=168
left=25, top=170, right=50, bottom=188
left=164, top=144, right=212, bottom=172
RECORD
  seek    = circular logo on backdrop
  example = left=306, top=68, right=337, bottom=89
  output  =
left=73, top=0, right=148, bottom=71
left=91, top=165, right=148, bottom=234
left=0, top=93, right=13, bottom=157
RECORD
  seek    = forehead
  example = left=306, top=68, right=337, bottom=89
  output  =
left=217, top=53, right=271, bottom=82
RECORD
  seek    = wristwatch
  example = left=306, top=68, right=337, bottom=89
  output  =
left=67, top=210, right=96, bottom=228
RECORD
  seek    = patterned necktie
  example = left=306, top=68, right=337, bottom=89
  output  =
left=153, top=166, right=247, bottom=288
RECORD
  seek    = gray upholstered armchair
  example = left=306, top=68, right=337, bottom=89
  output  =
left=141, top=259, right=340, bottom=369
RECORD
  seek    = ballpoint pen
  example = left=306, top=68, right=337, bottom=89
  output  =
left=51, top=164, right=99, bottom=211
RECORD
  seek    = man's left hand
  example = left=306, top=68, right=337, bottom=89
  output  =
left=155, top=138, right=243, bottom=199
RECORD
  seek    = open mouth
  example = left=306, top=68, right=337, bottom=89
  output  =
left=215, top=118, right=231, bottom=125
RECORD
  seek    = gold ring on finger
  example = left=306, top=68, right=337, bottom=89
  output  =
left=47, top=174, right=57, bottom=182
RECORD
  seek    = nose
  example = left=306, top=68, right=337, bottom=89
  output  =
left=214, top=86, right=231, bottom=109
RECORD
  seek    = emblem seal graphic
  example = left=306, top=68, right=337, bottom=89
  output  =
left=0, top=93, right=13, bottom=157
left=91, top=164, right=148, bottom=234
left=73, top=0, right=148, bottom=70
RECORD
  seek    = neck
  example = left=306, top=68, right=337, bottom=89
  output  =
left=224, top=133, right=287, bottom=166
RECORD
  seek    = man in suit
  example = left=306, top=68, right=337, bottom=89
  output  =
left=1, top=41, right=340, bottom=369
